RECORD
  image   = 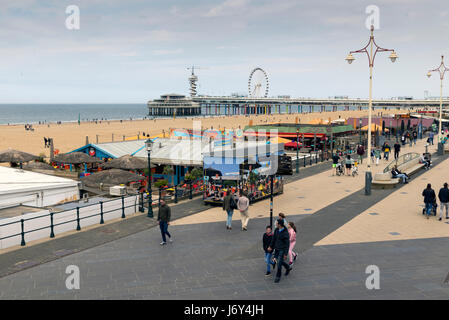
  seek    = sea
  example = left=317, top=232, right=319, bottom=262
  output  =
left=0, top=103, right=364, bottom=125
left=0, top=104, right=148, bottom=125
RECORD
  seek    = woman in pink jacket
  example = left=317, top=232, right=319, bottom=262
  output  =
left=287, top=222, right=298, bottom=265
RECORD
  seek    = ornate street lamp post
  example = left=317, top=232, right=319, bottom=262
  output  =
left=296, top=128, right=300, bottom=174
left=145, top=138, right=154, bottom=218
left=427, top=55, right=449, bottom=152
left=346, top=25, right=398, bottom=195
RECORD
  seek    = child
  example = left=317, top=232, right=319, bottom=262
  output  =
left=287, top=222, right=298, bottom=265
left=262, top=226, right=274, bottom=276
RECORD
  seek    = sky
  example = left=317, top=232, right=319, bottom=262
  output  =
left=0, top=0, right=449, bottom=103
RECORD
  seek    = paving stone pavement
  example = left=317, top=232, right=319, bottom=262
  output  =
left=0, top=141, right=447, bottom=299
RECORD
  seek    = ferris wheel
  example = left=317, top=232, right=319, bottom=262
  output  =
left=248, top=67, right=269, bottom=98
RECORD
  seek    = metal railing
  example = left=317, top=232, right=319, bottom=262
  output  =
left=383, top=152, right=420, bottom=173
left=0, top=195, right=139, bottom=247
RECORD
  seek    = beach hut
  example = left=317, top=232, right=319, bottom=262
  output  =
left=0, top=149, right=39, bottom=165
left=101, top=155, right=153, bottom=170
left=81, top=169, right=144, bottom=188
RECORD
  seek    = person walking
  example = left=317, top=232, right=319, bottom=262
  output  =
left=374, top=148, right=381, bottom=166
left=394, top=142, right=401, bottom=160
left=429, top=131, right=434, bottom=145
left=44, top=137, right=48, bottom=148
left=407, top=131, right=412, bottom=147
left=344, top=154, right=353, bottom=176
left=331, top=153, right=340, bottom=176
left=438, top=183, right=449, bottom=221
left=287, top=222, right=298, bottom=265
left=222, top=191, right=236, bottom=230
left=422, top=184, right=436, bottom=219
left=413, top=130, right=418, bottom=145
left=356, top=144, right=365, bottom=164
left=262, top=226, right=274, bottom=276
left=237, top=192, right=250, bottom=231
left=382, top=142, right=390, bottom=161
left=157, top=200, right=172, bottom=245
left=401, top=134, right=406, bottom=146
left=267, top=219, right=292, bottom=283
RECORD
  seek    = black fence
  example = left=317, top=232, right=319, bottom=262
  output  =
left=0, top=195, right=139, bottom=248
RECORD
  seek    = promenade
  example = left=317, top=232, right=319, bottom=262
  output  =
left=1, top=138, right=449, bottom=299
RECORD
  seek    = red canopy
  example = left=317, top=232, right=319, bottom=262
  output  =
left=284, top=141, right=302, bottom=148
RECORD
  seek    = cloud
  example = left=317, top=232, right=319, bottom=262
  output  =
left=204, top=0, right=251, bottom=17
left=152, top=49, right=184, bottom=55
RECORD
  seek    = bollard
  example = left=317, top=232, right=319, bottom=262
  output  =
left=100, top=201, right=104, bottom=224
left=139, top=193, right=144, bottom=212
left=365, top=171, right=372, bottom=195
left=50, top=212, right=55, bottom=238
left=310, top=154, right=312, bottom=166
left=303, top=154, right=306, bottom=167
left=20, top=219, right=26, bottom=246
left=76, top=207, right=81, bottom=231
left=121, top=196, right=125, bottom=219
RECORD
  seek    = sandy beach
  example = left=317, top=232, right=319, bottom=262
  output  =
left=0, top=110, right=405, bottom=157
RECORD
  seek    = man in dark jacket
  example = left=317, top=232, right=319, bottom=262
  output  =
left=438, top=183, right=449, bottom=221
left=157, top=200, right=172, bottom=245
left=394, top=142, right=401, bottom=160
left=268, top=219, right=292, bottom=283
left=357, top=145, right=365, bottom=164
left=262, top=226, right=274, bottom=276
left=422, top=184, right=436, bottom=219
left=223, top=191, right=235, bottom=230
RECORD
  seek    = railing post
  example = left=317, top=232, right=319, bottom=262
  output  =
left=174, top=185, right=178, bottom=204
left=121, top=196, right=125, bottom=219
left=50, top=212, right=55, bottom=238
left=189, top=181, right=193, bottom=199
left=303, top=153, right=306, bottom=167
left=76, top=207, right=81, bottom=231
left=20, top=219, right=26, bottom=246
left=100, top=201, right=104, bottom=224
left=310, top=154, right=312, bottom=166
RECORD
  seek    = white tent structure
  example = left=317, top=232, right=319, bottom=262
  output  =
left=0, top=166, right=79, bottom=210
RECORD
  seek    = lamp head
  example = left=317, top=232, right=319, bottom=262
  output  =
left=345, top=53, right=355, bottom=64
left=145, top=138, right=153, bottom=152
left=427, top=72, right=432, bottom=78
left=389, top=51, right=398, bottom=63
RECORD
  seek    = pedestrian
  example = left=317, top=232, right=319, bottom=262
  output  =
left=356, top=144, right=365, bottom=164
left=394, top=142, right=401, bottom=160
left=401, top=135, right=406, bottom=146
left=345, top=154, right=353, bottom=176
left=157, top=199, right=172, bottom=245
left=44, top=137, right=48, bottom=148
left=237, top=191, right=250, bottom=231
left=331, top=153, right=340, bottom=176
left=407, top=131, right=412, bottom=147
left=287, top=222, right=298, bottom=265
left=262, top=226, right=274, bottom=276
left=422, top=184, right=436, bottom=219
left=413, top=130, right=418, bottom=145
left=382, top=142, right=390, bottom=161
left=223, top=190, right=236, bottom=230
left=267, top=219, right=292, bottom=283
left=438, top=183, right=449, bottom=221
left=275, top=212, right=288, bottom=229
left=374, top=148, right=381, bottom=166
left=429, top=131, right=434, bottom=145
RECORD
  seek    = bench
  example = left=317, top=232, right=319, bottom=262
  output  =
left=372, top=155, right=425, bottom=189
